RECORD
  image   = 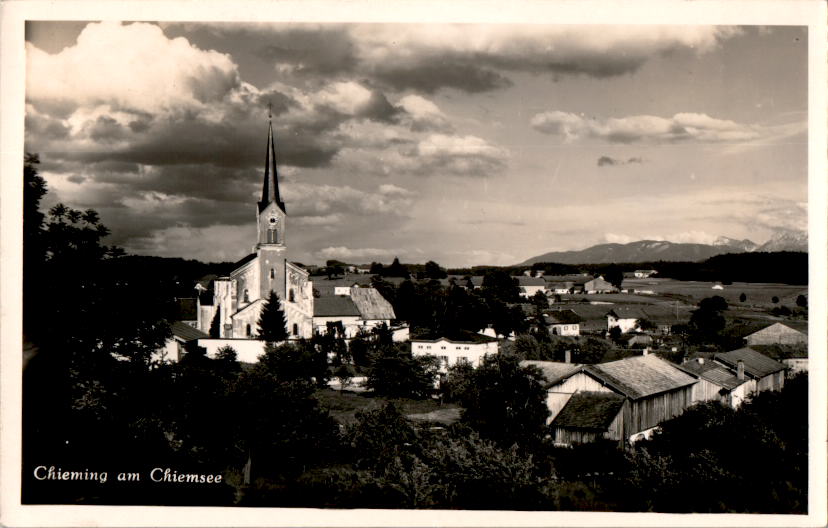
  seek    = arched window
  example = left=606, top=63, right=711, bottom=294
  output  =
left=289, top=289, right=295, bottom=303
left=243, top=289, right=249, bottom=303
left=270, top=268, right=275, bottom=279
left=292, top=323, right=299, bottom=336
left=246, top=324, right=252, bottom=337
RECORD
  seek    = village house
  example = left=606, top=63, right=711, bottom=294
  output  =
left=411, top=332, right=498, bottom=372
left=517, top=276, right=548, bottom=298
left=544, top=309, right=581, bottom=336
left=744, top=322, right=807, bottom=346
left=713, top=347, right=787, bottom=393
left=633, top=269, right=658, bottom=278
left=313, top=285, right=396, bottom=338
left=606, top=304, right=688, bottom=335
left=676, top=356, right=753, bottom=408
left=532, top=354, right=697, bottom=446
left=156, top=321, right=209, bottom=363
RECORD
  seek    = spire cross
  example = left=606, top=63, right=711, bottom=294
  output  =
left=267, top=100, right=272, bottom=120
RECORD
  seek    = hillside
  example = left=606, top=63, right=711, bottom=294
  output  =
left=520, top=232, right=807, bottom=266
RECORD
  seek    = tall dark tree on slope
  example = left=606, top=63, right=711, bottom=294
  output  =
left=257, top=290, right=288, bottom=343
left=455, top=354, right=549, bottom=450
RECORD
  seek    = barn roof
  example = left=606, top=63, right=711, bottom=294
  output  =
left=552, top=391, right=625, bottom=430
left=170, top=321, right=208, bottom=342
left=350, top=287, right=396, bottom=320
left=586, top=354, right=697, bottom=400
left=676, top=358, right=746, bottom=391
left=412, top=330, right=497, bottom=344
left=607, top=304, right=690, bottom=324
left=714, top=347, right=786, bottom=378
left=313, top=295, right=361, bottom=317
left=520, top=360, right=581, bottom=387
left=747, top=321, right=808, bottom=337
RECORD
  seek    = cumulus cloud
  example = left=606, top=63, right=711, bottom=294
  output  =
left=532, top=111, right=763, bottom=143
left=27, top=22, right=241, bottom=115
left=597, top=155, right=644, bottom=167
left=247, top=24, right=741, bottom=94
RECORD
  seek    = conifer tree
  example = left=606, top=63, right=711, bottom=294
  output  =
left=257, top=290, right=288, bottom=343
left=209, top=308, right=221, bottom=338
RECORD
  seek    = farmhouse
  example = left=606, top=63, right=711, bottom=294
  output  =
left=313, top=286, right=396, bottom=338
left=544, top=309, right=581, bottom=336
left=714, top=347, right=786, bottom=393
left=517, top=276, right=548, bottom=298
left=634, top=270, right=658, bottom=278
left=606, top=305, right=688, bottom=334
left=156, top=321, right=209, bottom=363
left=677, top=356, right=752, bottom=408
left=744, top=322, right=807, bottom=346
left=411, top=332, right=498, bottom=372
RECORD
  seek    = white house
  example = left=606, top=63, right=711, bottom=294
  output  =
left=544, top=309, right=581, bottom=336
left=517, top=276, right=547, bottom=298
left=312, top=286, right=396, bottom=338
left=411, top=333, right=498, bottom=372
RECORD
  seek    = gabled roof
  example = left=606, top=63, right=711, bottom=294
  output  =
left=676, top=358, right=746, bottom=391
left=517, top=276, right=547, bottom=286
left=412, top=330, right=497, bottom=344
left=520, top=360, right=581, bottom=387
left=607, top=304, right=690, bottom=324
left=350, top=287, right=396, bottom=320
left=586, top=354, right=697, bottom=400
left=714, top=347, right=787, bottom=378
left=545, top=309, right=582, bottom=325
left=313, top=295, right=360, bottom=317
left=552, top=391, right=625, bottom=430
left=170, top=321, right=208, bottom=342
left=747, top=321, right=808, bottom=337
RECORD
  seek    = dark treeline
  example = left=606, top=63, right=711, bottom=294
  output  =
left=443, top=251, right=807, bottom=285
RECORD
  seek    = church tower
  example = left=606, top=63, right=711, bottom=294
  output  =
left=255, top=114, right=288, bottom=302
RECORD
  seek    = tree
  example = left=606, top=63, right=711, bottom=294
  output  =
left=602, top=265, right=625, bottom=290
left=531, top=290, right=549, bottom=313
left=771, top=296, right=780, bottom=304
left=795, top=294, right=807, bottom=308
left=257, top=290, right=288, bottom=343
left=209, top=309, right=222, bottom=338
left=636, top=318, right=658, bottom=333
left=481, top=270, right=520, bottom=303
left=424, top=260, right=448, bottom=279
left=383, top=257, right=410, bottom=278
left=687, top=296, right=728, bottom=346
left=739, top=292, right=747, bottom=303
left=346, top=402, right=417, bottom=470
left=333, top=363, right=356, bottom=392
left=258, top=340, right=329, bottom=386
left=455, top=354, right=549, bottom=449
left=365, top=344, right=439, bottom=399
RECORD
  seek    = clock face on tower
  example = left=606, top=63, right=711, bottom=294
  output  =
left=268, top=215, right=278, bottom=226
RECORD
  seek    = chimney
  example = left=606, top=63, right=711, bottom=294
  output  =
left=564, top=349, right=571, bottom=364
left=737, top=360, right=745, bottom=380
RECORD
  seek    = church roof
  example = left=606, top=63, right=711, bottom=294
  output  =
left=170, top=321, right=208, bottom=342
left=314, top=296, right=361, bottom=317
left=259, top=120, right=286, bottom=213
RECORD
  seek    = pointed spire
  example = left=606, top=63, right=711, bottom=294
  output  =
left=259, top=106, right=285, bottom=213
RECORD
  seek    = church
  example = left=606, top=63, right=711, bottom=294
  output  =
left=194, top=117, right=396, bottom=342
left=195, top=117, right=314, bottom=339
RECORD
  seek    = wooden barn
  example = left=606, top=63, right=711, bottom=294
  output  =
left=551, top=391, right=625, bottom=445
left=544, top=354, right=697, bottom=445
left=714, top=347, right=787, bottom=393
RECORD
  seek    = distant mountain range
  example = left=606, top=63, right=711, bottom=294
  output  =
left=519, top=231, right=808, bottom=265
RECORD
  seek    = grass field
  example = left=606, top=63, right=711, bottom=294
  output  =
left=314, top=389, right=459, bottom=426
left=620, top=278, right=807, bottom=308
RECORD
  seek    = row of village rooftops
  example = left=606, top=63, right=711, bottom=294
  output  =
left=160, top=318, right=793, bottom=448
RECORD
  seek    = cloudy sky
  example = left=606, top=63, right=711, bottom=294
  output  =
left=24, top=22, right=807, bottom=267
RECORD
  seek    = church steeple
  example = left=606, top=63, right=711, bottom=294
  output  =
left=259, top=106, right=285, bottom=214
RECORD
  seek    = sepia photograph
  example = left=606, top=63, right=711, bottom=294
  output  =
left=2, top=1, right=826, bottom=526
